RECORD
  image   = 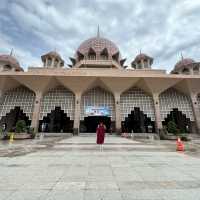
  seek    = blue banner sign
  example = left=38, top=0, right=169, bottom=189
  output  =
left=85, top=106, right=111, bottom=116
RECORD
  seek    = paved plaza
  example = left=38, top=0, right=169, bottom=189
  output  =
left=1, top=135, right=200, bottom=199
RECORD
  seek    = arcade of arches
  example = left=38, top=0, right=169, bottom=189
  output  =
left=0, top=85, right=199, bottom=134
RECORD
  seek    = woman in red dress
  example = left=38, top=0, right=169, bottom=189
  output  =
left=96, top=122, right=106, bottom=151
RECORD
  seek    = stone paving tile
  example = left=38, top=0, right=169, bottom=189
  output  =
left=45, top=190, right=84, bottom=200
left=6, top=189, right=50, bottom=200
left=84, top=190, right=123, bottom=200
left=1, top=136, right=200, bottom=199
left=53, top=181, right=86, bottom=190
left=85, top=181, right=119, bottom=190
left=0, top=191, right=16, bottom=200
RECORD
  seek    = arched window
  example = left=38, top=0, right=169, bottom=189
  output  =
left=47, top=57, right=52, bottom=66
left=77, top=51, right=84, bottom=61
left=4, top=65, right=12, bottom=71
left=137, top=61, right=142, bottom=69
left=144, top=59, right=148, bottom=68
left=54, top=59, right=59, bottom=67
left=193, top=66, right=199, bottom=75
left=182, top=68, right=190, bottom=75
left=88, top=48, right=96, bottom=60
left=100, top=48, right=108, bottom=60
left=112, top=52, right=119, bottom=62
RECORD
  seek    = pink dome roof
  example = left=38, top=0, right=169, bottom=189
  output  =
left=0, top=54, right=22, bottom=71
left=175, top=58, right=195, bottom=70
left=41, top=51, right=62, bottom=61
left=134, top=53, right=153, bottom=62
left=77, top=37, right=119, bottom=56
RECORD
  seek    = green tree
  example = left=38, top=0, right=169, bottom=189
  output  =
left=15, top=120, right=27, bottom=133
left=167, top=121, right=178, bottom=135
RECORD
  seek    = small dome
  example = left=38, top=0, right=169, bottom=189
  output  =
left=134, top=53, right=153, bottom=63
left=0, top=54, right=22, bottom=71
left=41, top=51, right=62, bottom=62
left=175, top=58, right=195, bottom=70
left=76, top=36, right=120, bottom=57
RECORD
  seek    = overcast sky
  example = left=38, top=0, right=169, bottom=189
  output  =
left=0, top=0, right=200, bottom=72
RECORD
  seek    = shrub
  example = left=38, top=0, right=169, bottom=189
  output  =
left=15, top=120, right=27, bottom=133
left=167, top=121, right=178, bottom=135
left=27, top=127, right=36, bottom=138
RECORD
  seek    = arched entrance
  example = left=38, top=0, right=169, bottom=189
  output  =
left=122, top=107, right=155, bottom=133
left=83, top=116, right=111, bottom=133
left=39, top=86, right=75, bottom=133
left=163, top=108, right=191, bottom=133
left=0, top=86, right=35, bottom=130
left=120, top=87, right=155, bottom=133
left=0, top=106, right=30, bottom=131
left=39, top=107, right=73, bottom=133
left=80, top=87, right=115, bottom=133
left=159, top=88, right=194, bottom=133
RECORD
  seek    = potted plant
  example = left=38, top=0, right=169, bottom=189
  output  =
left=14, top=120, right=31, bottom=139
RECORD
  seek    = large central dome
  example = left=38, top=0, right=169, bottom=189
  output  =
left=69, top=34, right=125, bottom=68
left=77, top=36, right=119, bottom=56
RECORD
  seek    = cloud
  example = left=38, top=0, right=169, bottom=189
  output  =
left=0, top=0, right=200, bottom=72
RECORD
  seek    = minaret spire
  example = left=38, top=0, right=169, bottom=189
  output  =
left=10, top=48, right=14, bottom=56
left=181, top=52, right=184, bottom=60
left=97, top=25, right=100, bottom=38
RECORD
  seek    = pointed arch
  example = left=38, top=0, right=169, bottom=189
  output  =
left=39, top=106, right=73, bottom=133
left=88, top=48, right=96, bottom=60
left=0, top=86, right=35, bottom=121
left=80, top=86, right=115, bottom=121
left=120, top=87, right=155, bottom=122
left=0, top=107, right=31, bottom=132
left=112, top=52, right=119, bottom=62
left=159, top=88, right=194, bottom=122
left=40, top=85, right=75, bottom=121
left=193, top=65, right=199, bottom=75
left=77, top=51, right=84, bottom=61
left=100, top=48, right=109, bottom=60
left=182, top=68, right=190, bottom=75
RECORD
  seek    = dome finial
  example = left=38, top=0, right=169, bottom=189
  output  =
left=97, top=25, right=100, bottom=38
left=10, top=48, right=14, bottom=56
left=181, top=52, right=184, bottom=60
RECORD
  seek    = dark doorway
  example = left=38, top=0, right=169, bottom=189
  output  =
left=39, top=107, right=73, bottom=133
left=163, top=108, right=191, bottom=133
left=81, top=116, right=111, bottom=133
left=122, top=107, right=155, bottom=133
left=0, top=106, right=30, bottom=131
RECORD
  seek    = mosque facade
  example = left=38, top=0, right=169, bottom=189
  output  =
left=0, top=34, right=200, bottom=135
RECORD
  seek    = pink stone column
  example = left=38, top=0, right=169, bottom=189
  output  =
left=114, top=93, right=121, bottom=134
left=31, top=91, right=43, bottom=132
left=73, top=93, right=81, bottom=135
left=190, top=93, right=200, bottom=134
left=153, top=93, right=163, bottom=133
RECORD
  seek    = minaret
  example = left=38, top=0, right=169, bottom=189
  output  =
left=41, top=51, right=64, bottom=68
left=97, top=25, right=100, bottom=38
left=131, top=52, right=153, bottom=69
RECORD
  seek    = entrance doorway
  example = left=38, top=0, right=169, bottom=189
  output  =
left=81, top=116, right=111, bottom=133
left=122, top=107, right=155, bottom=133
left=163, top=108, right=191, bottom=133
left=0, top=106, right=30, bottom=132
left=39, top=107, right=73, bottom=133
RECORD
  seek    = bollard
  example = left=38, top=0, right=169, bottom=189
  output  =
left=176, top=137, right=184, bottom=151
